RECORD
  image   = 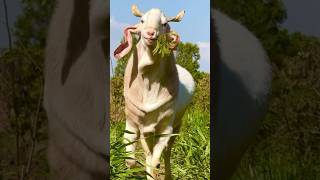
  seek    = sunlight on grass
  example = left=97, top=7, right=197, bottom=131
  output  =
left=110, top=110, right=210, bottom=179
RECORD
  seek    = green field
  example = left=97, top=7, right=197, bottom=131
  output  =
left=110, top=109, right=210, bottom=179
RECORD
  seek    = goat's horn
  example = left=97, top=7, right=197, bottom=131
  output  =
left=167, top=10, right=185, bottom=22
left=131, top=4, right=144, bottom=17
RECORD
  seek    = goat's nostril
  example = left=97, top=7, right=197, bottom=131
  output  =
left=156, top=163, right=160, bottom=169
left=147, top=31, right=155, bottom=36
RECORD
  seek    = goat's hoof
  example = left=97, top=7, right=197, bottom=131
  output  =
left=156, top=163, right=160, bottom=169
left=151, top=159, right=161, bottom=169
left=126, top=159, right=137, bottom=168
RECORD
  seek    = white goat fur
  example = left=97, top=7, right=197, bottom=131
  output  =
left=115, top=6, right=195, bottom=180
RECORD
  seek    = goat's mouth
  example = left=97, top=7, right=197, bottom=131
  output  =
left=143, top=36, right=157, bottom=45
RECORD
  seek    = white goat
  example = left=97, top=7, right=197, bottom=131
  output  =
left=114, top=5, right=195, bottom=180
left=44, top=0, right=108, bottom=179
left=212, top=9, right=271, bottom=179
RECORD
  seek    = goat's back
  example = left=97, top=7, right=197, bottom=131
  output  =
left=174, top=64, right=195, bottom=122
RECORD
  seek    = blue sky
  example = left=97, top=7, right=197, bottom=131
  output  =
left=110, top=0, right=210, bottom=74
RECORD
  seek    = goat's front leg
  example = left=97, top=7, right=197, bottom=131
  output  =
left=152, top=125, right=173, bottom=171
left=123, top=120, right=139, bottom=168
left=140, top=130, right=155, bottom=180
left=138, top=124, right=161, bottom=180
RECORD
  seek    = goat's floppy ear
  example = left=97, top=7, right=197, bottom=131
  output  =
left=167, top=10, right=185, bottom=22
left=114, top=24, right=139, bottom=60
left=131, top=4, right=144, bottom=17
left=168, top=31, right=180, bottom=50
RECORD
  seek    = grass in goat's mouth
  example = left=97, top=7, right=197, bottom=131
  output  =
left=152, top=33, right=174, bottom=58
left=120, top=32, right=176, bottom=59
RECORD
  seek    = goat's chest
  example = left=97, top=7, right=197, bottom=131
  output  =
left=141, top=76, right=168, bottom=104
left=125, top=96, right=175, bottom=128
left=123, top=51, right=179, bottom=128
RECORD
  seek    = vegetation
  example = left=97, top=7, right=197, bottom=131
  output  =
left=0, top=0, right=55, bottom=179
left=175, top=42, right=203, bottom=81
left=152, top=33, right=172, bottom=58
left=110, top=109, right=210, bottom=179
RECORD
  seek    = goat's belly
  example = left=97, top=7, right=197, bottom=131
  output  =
left=175, top=65, right=195, bottom=114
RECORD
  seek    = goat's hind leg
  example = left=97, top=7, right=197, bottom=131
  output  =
left=123, top=120, right=139, bottom=168
left=163, top=136, right=176, bottom=180
left=163, top=123, right=181, bottom=180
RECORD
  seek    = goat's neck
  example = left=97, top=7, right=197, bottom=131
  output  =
left=137, top=41, right=158, bottom=73
left=134, top=41, right=175, bottom=105
left=136, top=41, right=168, bottom=82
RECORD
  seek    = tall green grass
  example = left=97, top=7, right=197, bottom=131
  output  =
left=110, top=120, right=151, bottom=179
left=110, top=110, right=210, bottom=179
left=233, top=134, right=320, bottom=180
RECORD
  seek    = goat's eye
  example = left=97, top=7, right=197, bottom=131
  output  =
left=141, top=20, right=144, bottom=24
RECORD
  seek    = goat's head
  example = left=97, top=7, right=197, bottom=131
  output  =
left=114, top=5, right=185, bottom=59
left=132, top=5, right=185, bottom=46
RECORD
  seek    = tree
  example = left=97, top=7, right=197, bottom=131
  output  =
left=14, top=0, right=55, bottom=48
left=114, top=55, right=129, bottom=77
left=175, top=42, right=202, bottom=81
left=0, top=0, right=55, bottom=179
